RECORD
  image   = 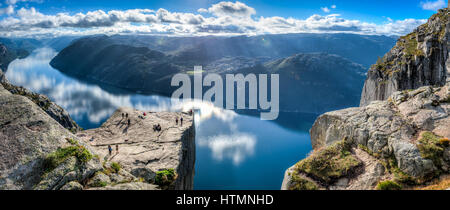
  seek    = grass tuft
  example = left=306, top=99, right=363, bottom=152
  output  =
left=376, top=180, right=402, bottom=190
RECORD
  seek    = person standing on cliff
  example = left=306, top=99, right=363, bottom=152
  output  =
left=108, top=145, right=112, bottom=156
left=180, top=117, right=183, bottom=126
left=116, top=144, right=119, bottom=154
left=176, top=117, right=179, bottom=125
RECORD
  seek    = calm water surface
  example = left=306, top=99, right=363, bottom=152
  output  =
left=6, top=48, right=314, bottom=190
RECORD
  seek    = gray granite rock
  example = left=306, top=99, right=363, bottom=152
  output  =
left=360, top=8, right=449, bottom=106
left=77, top=107, right=196, bottom=190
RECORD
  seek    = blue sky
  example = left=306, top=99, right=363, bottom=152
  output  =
left=0, top=0, right=447, bottom=37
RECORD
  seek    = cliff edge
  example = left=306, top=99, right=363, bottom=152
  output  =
left=360, top=8, right=449, bottom=106
left=283, top=81, right=449, bottom=190
left=76, top=108, right=195, bottom=190
left=283, top=8, right=450, bottom=190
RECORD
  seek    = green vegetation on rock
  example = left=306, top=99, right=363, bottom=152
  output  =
left=289, top=171, right=319, bottom=190
left=376, top=180, right=402, bottom=190
left=43, top=145, right=93, bottom=172
left=399, top=33, right=423, bottom=58
left=111, top=162, right=121, bottom=173
left=103, top=161, right=122, bottom=175
left=417, top=132, right=447, bottom=170
left=66, top=138, right=78, bottom=145
left=155, top=168, right=177, bottom=187
left=295, top=140, right=362, bottom=184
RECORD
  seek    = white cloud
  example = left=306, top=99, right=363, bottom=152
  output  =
left=206, top=1, right=256, bottom=17
left=0, top=1, right=427, bottom=37
left=197, top=8, right=208, bottom=13
left=421, top=0, right=446, bottom=11
left=321, top=7, right=331, bottom=13
left=0, top=4, right=14, bottom=15
left=321, top=4, right=337, bottom=13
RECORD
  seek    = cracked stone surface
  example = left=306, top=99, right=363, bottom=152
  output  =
left=77, top=107, right=196, bottom=190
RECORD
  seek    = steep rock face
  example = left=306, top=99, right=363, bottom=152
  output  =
left=0, top=79, right=81, bottom=132
left=0, top=44, right=18, bottom=72
left=283, top=82, right=449, bottom=190
left=0, top=43, right=80, bottom=132
left=0, top=42, right=30, bottom=73
left=0, top=83, right=102, bottom=190
left=360, top=8, right=449, bottom=106
left=76, top=108, right=196, bottom=190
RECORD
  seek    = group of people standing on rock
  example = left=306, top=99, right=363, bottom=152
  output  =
left=175, top=116, right=183, bottom=126
left=108, top=144, right=119, bottom=156
left=122, top=112, right=131, bottom=125
left=106, top=110, right=191, bottom=155
left=153, top=123, right=162, bottom=131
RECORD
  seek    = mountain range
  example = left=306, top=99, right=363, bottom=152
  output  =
left=50, top=33, right=396, bottom=114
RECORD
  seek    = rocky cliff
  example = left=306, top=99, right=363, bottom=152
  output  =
left=76, top=108, right=195, bottom=190
left=0, top=83, right=103, bottom=189
left=0, top=43, right=29, bottom=73
left=283, top=9, right=450, bottom=190
left=0, top=79, right=81, bottom=133
left=0, top=43, right=81, bottom=133
left=0, top=82, right=196, bottom=190
left=282, top=82, right=449, bottom=190
left=360, top=8, right=449, bottom=106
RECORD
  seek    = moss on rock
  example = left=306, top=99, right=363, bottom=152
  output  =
left=417, top=132, right=447, bottom=170
left=288, top=171, right=319, bottom=190
left=43, top=145, right=93, bottom=173
left=376, top=180, right=402, bottom=190
left=295, top=140, right=362, bottom=184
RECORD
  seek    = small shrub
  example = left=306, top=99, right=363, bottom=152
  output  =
left=155, top=168, right=177, bottom=187
left=98, top=181, right=108, bottom=187
left=43, top=145, right=93, bottom=172
left=110, top=162, right=121, bottom=173
left=417, top=132, right=445, bottom=169
left=66, top=138, right=78, bottom=145
left=289, top=172, right=319, bottom=190
left=376, top=180, right=402, bottom=190
left=295, top=140, right=362, bottom=184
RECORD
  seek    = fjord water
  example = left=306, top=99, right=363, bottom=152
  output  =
left=6, top=48, right=314, bottom=190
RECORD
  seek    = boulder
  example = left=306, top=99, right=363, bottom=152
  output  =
left=60, top=181, right=83, bottom=190
left=0, top=83, right=100, bottom=190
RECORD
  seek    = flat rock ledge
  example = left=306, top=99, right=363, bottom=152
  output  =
left=283, top=82, right=450, bottom=190
left=77, top=107, right=196, bottom=190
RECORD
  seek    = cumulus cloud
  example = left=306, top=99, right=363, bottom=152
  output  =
left=0, top=4, right=14, bottom=15
left=321, top=7, right=331, bottom=13
left=421, top=0, right=447, bottom=11
left=205, top=1, right=256, bottom=17
left=321, top=4, right=337, bottom=13
left=0, top=1, right=427, bottom=37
